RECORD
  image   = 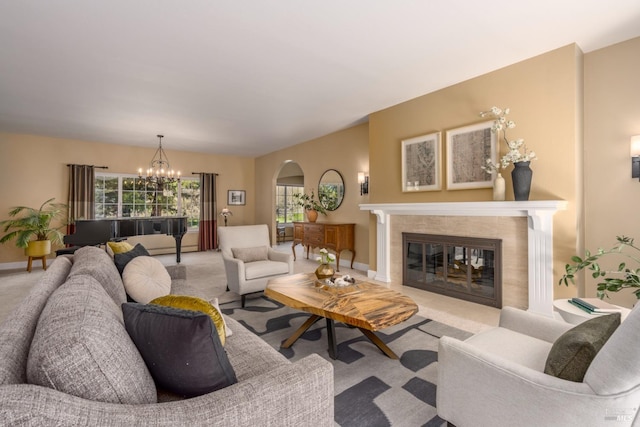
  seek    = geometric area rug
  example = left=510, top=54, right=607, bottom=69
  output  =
left=221, top=296, right=473, bottom=427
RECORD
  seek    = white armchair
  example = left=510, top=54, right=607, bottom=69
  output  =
left=218, top=224, right=293, bottom=307
left=437, top=305, right=640, bottom=427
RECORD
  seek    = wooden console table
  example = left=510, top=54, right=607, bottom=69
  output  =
left=292, top=222, right=355, bottom=271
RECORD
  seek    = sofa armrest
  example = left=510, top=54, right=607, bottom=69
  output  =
left=221, top=255, right=244, bottom=293
left=0, top=354, right=334, bottom=426
left=435, top=336, right=636, bottom=427
left=498, top=306, right=573, bottom=343
left=268, top=249, right=294, bottom=271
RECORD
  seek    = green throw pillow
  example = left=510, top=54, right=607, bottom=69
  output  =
left=544, top=312, right=621, bottom=382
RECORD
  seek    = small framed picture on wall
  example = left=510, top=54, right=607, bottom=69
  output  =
left=227, top=190, right=246, bottom=206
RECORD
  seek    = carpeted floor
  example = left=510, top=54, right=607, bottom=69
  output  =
left=221, top=295, right=473, bottom=427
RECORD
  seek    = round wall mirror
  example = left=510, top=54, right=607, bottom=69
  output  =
left=318, top=169, right=344, bottom=211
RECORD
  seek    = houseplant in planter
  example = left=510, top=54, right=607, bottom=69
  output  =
left=0, top=198, right=68, bottom=258
left=293, top=189, right=326, bottom=223
left=559, top=235, right=640, bottom=300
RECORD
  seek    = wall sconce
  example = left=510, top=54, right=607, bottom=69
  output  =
left=631, top=135, right=640, bottom=179
left=358, top=172, right=369, bottom=195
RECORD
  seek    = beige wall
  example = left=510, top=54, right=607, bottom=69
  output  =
left=254, top=123, right=370, bottom=267
left=3, top=36, right=639, bottom=309
left=0, top=133, right=255, bottom=264
left=368, top=44, right=584, bottom=301
left=584, top=36, right=640, bottom=308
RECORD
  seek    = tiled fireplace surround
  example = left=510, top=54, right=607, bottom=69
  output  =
left=361, top=201, right=567, bottom=317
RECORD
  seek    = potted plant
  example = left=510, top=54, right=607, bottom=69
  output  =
left=559, top=235, right=640, bottom=300
left=0, top=198, right=68, bottom=257
left=293, top=189, right=326, bottom=223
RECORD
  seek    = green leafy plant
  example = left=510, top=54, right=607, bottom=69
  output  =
left=293, top=189, right=326, bottom=215
left=559, top=235, right=640, bottom=300
left=0, top=198, right=68, bottom=248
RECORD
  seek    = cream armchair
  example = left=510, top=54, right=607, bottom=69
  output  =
left=218, top=224, right=293, bottom=307
left=437, top=305, right=640, bottom=427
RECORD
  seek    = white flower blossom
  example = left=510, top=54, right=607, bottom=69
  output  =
left=317, top=248, right=335, bottom=265
left=479, top=106, right=537, bottom=175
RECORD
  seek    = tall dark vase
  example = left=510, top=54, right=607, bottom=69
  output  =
left=511, top=161, right=532, bottom=201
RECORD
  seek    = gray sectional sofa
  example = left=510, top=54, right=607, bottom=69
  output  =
left=0, top=246, right=334, bottom=426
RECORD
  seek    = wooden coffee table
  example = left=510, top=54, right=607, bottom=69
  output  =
left=265, top=273, right=418, bottom=359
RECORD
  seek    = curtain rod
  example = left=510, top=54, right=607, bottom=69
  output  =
left=191, top=172, right=219, bottom=175
left=66, top=164, right=108, bottom=169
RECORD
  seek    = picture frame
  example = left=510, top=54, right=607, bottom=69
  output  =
left=401, top=131, right=441, bottom=192
left=227, top=190, right=246, bottom=206
left=446, top=121, right=496, bottom=190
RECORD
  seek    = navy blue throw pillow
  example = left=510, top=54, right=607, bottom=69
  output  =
left=122, top=303, right=237, bottom=397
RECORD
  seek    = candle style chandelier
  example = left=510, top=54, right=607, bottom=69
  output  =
left=137, top=134, right=181, bottom=186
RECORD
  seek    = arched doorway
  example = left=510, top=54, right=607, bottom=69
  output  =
left=274, top=161, right=304, bottom=244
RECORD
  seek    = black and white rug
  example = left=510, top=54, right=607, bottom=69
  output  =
left=222, top=296, right=473, bottom=427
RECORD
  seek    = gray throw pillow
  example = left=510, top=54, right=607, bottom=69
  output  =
left=114, top=243, right=150, bottom=275
left=122, top=303, right=238, bottom=398
left=544, top=312, right=621, bottom=382
left=231, top=246, right=269, bottom=263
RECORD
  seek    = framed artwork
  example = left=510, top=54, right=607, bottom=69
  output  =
left=227, top=190, right=246, bottom=205
left=446, top=121, right=496, bottom=190
left=401, top=132, right=441, bottom=192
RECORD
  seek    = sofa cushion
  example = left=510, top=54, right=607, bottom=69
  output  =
left=150, top=295, right=227, bottom=346
left=544, top=312, right=621, bottom=382
left=122, top=303, right=238, bottom=398
left=222, top=316, right=289, bottom=382
left=245, top=260, right=290, bottom=280
left=122, top=256, right=171, bottom=303
left=114, top=243, right=150, bottom=275
left=68, top=245, right=127, bottom=305
left=232, top=245, right=269, bottom=263
left=26, top=275, right=157, bottom=404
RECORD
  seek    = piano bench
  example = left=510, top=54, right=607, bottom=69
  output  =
left=56, top=246, right=81, bottom=256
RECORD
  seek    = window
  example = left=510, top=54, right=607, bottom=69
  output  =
left=275, top=185, right=304, bottom=223
left=95, top=173, right=200, bottom=229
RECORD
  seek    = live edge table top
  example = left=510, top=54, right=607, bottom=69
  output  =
left=265, top=273, right=418, bottom=331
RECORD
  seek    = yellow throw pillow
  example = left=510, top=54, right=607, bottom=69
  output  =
left=150, top=295, right=226, bottom=346
left=108, top=241, right=134, bottom=254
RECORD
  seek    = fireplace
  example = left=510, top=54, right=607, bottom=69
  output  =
left=403, top=233, right=502, bottom=308
left=360, top=201, right=568, bottom=317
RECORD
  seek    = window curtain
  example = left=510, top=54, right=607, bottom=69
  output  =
left=67, top=164, right=95, bottom=235
left=198, top=173, right=217, bottom=251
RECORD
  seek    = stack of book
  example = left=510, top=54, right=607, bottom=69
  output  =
left=568, top=297, right=622, bottom=314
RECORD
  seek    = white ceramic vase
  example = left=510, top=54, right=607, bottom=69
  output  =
left=493, top=173, right=506, bottom=201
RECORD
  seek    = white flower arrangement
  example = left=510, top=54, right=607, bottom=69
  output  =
left=480, top=106, right=537, bottom=173
left=316, top=248, right=335, bottom=265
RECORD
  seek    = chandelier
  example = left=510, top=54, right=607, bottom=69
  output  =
left=137, top=134, right=181, bottom=186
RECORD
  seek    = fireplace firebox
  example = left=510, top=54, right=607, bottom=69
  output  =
left=403, top=233, right=502, bottom=308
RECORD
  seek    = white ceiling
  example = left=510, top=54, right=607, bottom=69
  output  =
left=1, top=1, right=640, bottom=157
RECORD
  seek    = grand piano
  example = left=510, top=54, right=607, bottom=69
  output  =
left=63, top=216, right=188, bottom=263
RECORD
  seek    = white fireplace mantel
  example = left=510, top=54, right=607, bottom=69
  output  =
left=360, top=201, right=568, bottom=317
